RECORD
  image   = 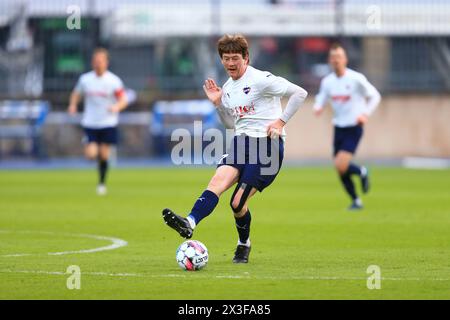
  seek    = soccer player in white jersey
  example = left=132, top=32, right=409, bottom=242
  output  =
left=68, top=48, right=128, bottom=195
left=313, top=44, right=381, bottom=210
left=163, top=34, right=308, bottom=263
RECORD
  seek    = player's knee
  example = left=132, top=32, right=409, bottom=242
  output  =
left=334, top=160, right=348, bottom=175
left=230, top=198, right=240, bottom=213
left=336, top=166, right=348, bottom=176
left=335, top=165, right=347, bottom=176
left=99, top=146, right=110, bottom=160
left=233, top=205, right=248, bottom=218
left=85, top=148, right=97, bottom=160
left=99, top=152, right=109, bottom=161
left=230, top=196, right=246, bottom=215
left=208, top=174, right=227, bottom=194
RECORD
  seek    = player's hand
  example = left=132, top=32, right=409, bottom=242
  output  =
left=313, top=108, right=323, bottom=117
left=267, top=119, right=285, bottom=139
left=203, top=78, right=223, bottom=107
left=67, top=104, right=77, bottom=115
left=109, top=104, right=121, bottom=113
left=357, top=114, right=369, bottom=125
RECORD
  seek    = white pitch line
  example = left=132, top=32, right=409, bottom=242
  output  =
left=0, top=269, right=449, bottom=282
left=0, top=230, right=128, bottom=257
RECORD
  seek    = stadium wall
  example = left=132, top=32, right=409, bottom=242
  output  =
left=285, top=94, right=450, bottom=159
left=10, top=94, right=446, bottom=160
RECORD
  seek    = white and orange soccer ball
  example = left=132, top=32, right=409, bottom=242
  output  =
left=176, top=240, right=209, bottom=271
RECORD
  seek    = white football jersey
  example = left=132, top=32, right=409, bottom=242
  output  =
left=74, top=70, right=125, bottom=128
left=221, top=65, right=290, bottom=138
left=314, top=68, right=380, bottom=127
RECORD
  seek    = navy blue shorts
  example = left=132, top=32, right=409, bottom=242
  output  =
left=333, top=125, right=363, bottom=156
left=217, top=135, right=284, bottom=192
left=83, top=127, right=118, bottom=145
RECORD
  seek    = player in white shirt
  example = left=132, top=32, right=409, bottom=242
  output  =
left=68, top=48, right=128, bottom=195
left=313, top=44, right=381, bottom=210
left=163, top=34, right=308, bottom=263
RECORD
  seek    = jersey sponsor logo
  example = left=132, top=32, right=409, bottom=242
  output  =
left=233, top=102, right=256, bottom=118
left=243, top=86, right=251, bottom=94
left=86, top=90, right=109, bottom=98
left=331, top=95, right=351, bottom=103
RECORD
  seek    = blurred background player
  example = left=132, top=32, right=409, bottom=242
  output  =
left=313, top=44, right=381, bottom=210
left=162, top=34, right=307, bottom=263
left=67, top=48, right=128, bottom=195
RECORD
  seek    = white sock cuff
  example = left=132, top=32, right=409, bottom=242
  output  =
left=361, top=166, right=368, bottom=176
left=186, top=216, right=196, bottom=229
left=238, top=239, right=251, bottom=247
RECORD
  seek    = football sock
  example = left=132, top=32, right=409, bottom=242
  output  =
left=235, top=210, right=252, bottom=245
left=348, top=163, right=362, bottom=176
left=186, top=216, right=196, bottom=229
left=238, top=239, right=251, bottom=247
left=187, top=190, right=219, bottom=228
left=340, top=172, right=358, bottom=201
left=98, top=159, right=108, bottom=185
left=360, top=166, right=368, bottom=177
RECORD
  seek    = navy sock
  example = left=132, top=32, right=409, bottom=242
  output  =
left=187, top=190, right=219, bottom=226
left=98, top=159, right=108, bottom=184
left=340, top=173, right=357, bottom=200
left=235, top=210, right=251, bottom=244
left=348, top=163, right=362, bottom=176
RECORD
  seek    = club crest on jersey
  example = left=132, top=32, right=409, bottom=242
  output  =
left=243, top=87, right=251, bottom=94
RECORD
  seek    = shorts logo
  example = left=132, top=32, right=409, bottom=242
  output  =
left=243, top=87, right=251, bottom=94
left=218, top=154, right=229, bottom=165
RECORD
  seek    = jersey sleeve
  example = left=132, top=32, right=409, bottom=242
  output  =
left=73, top=75, right=84, bottom=95
left=356, top=74, right=377, bottom=97
left=313, top=78, right=329, bottom=110
left=356, top=74, right=381, bottom=115
left=220, top=91, right=228, bottom=108
left=257, top=72, right=290, bottom=97
left=112, top=77, right=125, bottom=99
left=280, top=83, right=308, bottom=123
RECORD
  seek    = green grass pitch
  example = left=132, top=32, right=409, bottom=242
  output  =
left=0, top=167, right=449, bottom=299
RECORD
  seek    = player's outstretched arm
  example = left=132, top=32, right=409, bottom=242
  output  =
left=67, top=91, right=81, bottom=115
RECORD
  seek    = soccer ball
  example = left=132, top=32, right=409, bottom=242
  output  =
left=176, top=240, right=209, bottom=271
